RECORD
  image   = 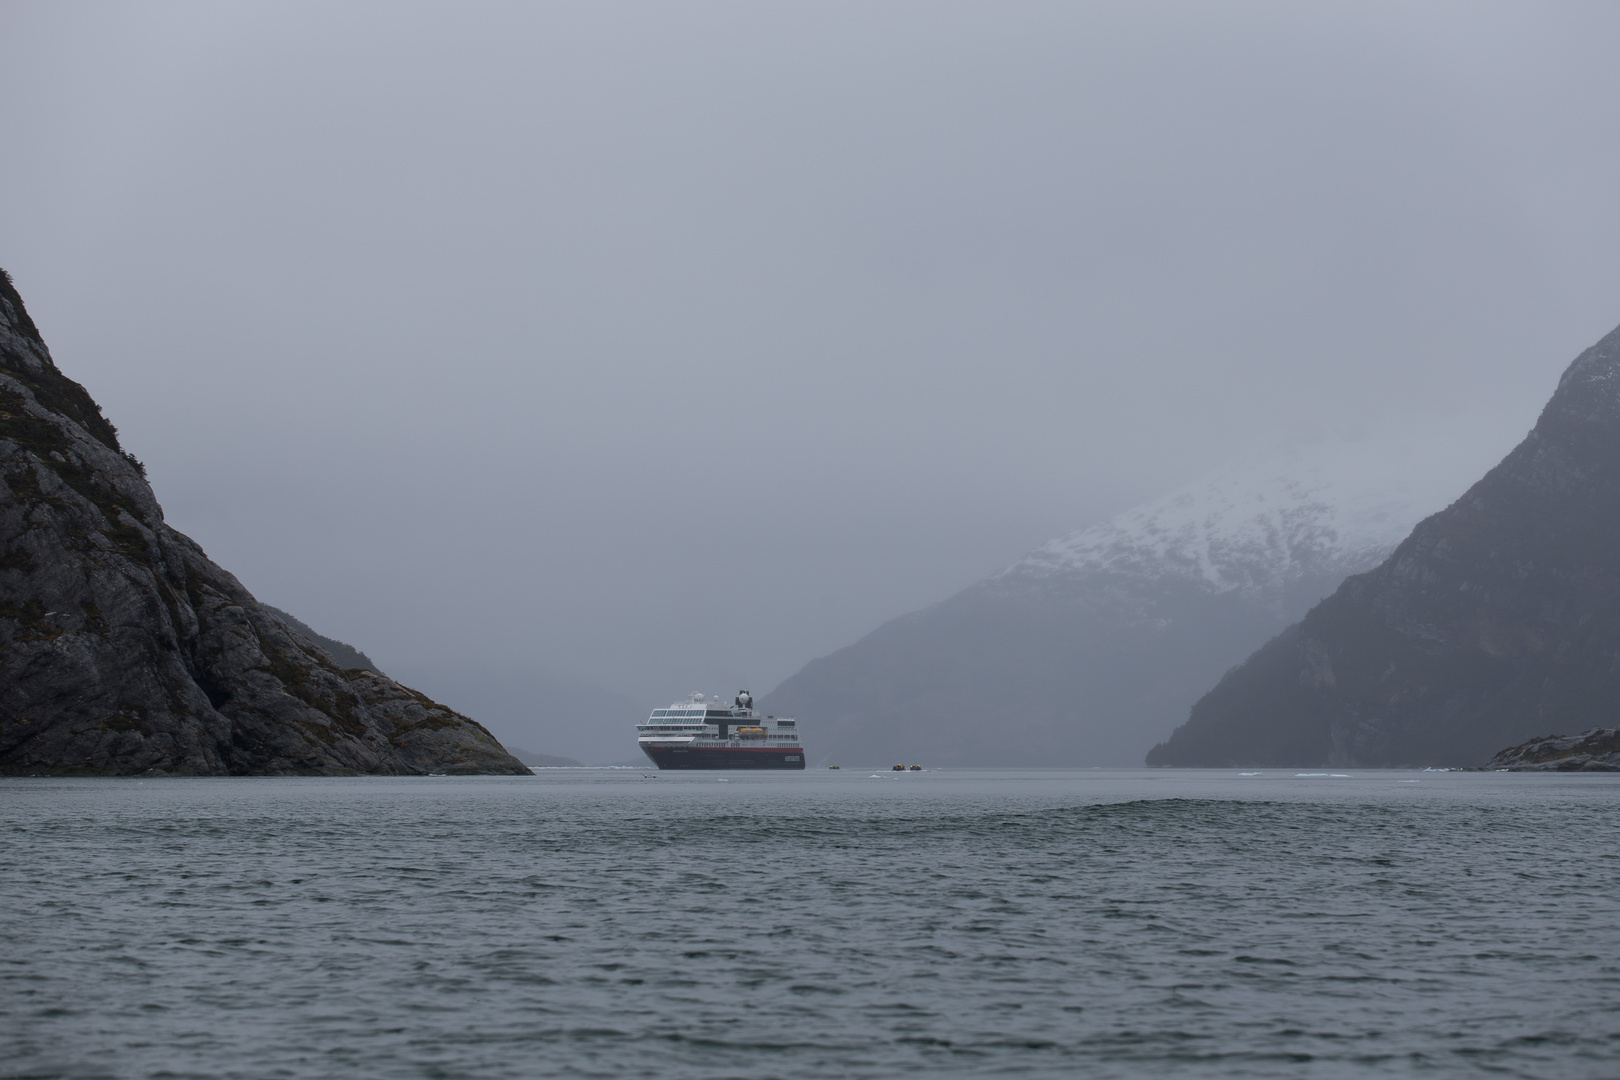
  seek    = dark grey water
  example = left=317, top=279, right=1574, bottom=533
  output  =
left=3, top=769, right=1619, bottom=1079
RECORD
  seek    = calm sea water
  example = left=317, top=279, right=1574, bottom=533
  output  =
left=3, top=769, right=1619, bottom=1079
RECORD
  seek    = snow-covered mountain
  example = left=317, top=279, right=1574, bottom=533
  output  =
left=762, top=433, right=1502, bottom=767
left=996, top=437, right=1471, bottom=611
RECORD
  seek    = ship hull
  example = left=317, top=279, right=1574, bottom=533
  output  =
left=641, top=745, right=806, bottom=770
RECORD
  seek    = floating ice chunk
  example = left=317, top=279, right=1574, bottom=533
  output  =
left=1238, top=772, right=1261, bottom=776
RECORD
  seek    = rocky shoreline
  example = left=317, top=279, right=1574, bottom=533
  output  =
left=1482, top=729, right=1620, bottom=772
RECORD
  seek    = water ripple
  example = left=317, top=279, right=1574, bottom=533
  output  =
left=3, top=770, right=1618, bottom=1078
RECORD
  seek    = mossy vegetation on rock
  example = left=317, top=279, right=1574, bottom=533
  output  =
left=261, top=605, right=385, bottom=675
left=0, top=269, right=528, bottom=776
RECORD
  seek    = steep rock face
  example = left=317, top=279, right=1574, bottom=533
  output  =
left=0, top=272, right=527, bottom=775
left=764, top=440, right=1470, bottom=766
left=1148, top=321, right=1620, bottom=768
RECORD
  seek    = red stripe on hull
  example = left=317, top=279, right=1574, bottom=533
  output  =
left=641, top=745, right=806, bottom=770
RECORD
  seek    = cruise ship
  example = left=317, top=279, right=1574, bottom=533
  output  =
left=637, top=691, right=805, bottom=769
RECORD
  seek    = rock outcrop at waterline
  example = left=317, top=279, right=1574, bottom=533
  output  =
left=1483, top=729, right=1620, bottom=772
left=1148, top=319, right=1620, bottom=768
left=0, top=271, right=527, bottom=775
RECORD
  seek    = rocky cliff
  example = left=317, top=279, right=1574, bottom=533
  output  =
left=0, top=271, right=527, bottom=775
left=763, top=438, right=1479, bottom=766
left=1148, top=320, right=1620, bottom=768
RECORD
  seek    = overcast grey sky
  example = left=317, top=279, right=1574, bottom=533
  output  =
left=5, top=1, right=1620, bottom=719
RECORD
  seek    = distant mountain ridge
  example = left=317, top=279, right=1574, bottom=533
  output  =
left=1149, top=319, right=1620, bottom=768
left=764, top=436, right=1486, bottom=767
left=506, top=747, right=586, bottom=768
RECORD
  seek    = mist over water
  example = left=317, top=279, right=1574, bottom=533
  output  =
left=7, top=7, right=1620, bottom=1071
left=6, top=771, right=1618, bottom=1079
left=8, top=4, right=1620, bottom=712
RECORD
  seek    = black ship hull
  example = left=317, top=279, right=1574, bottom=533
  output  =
left=641, top=745, right=806, bottom=770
